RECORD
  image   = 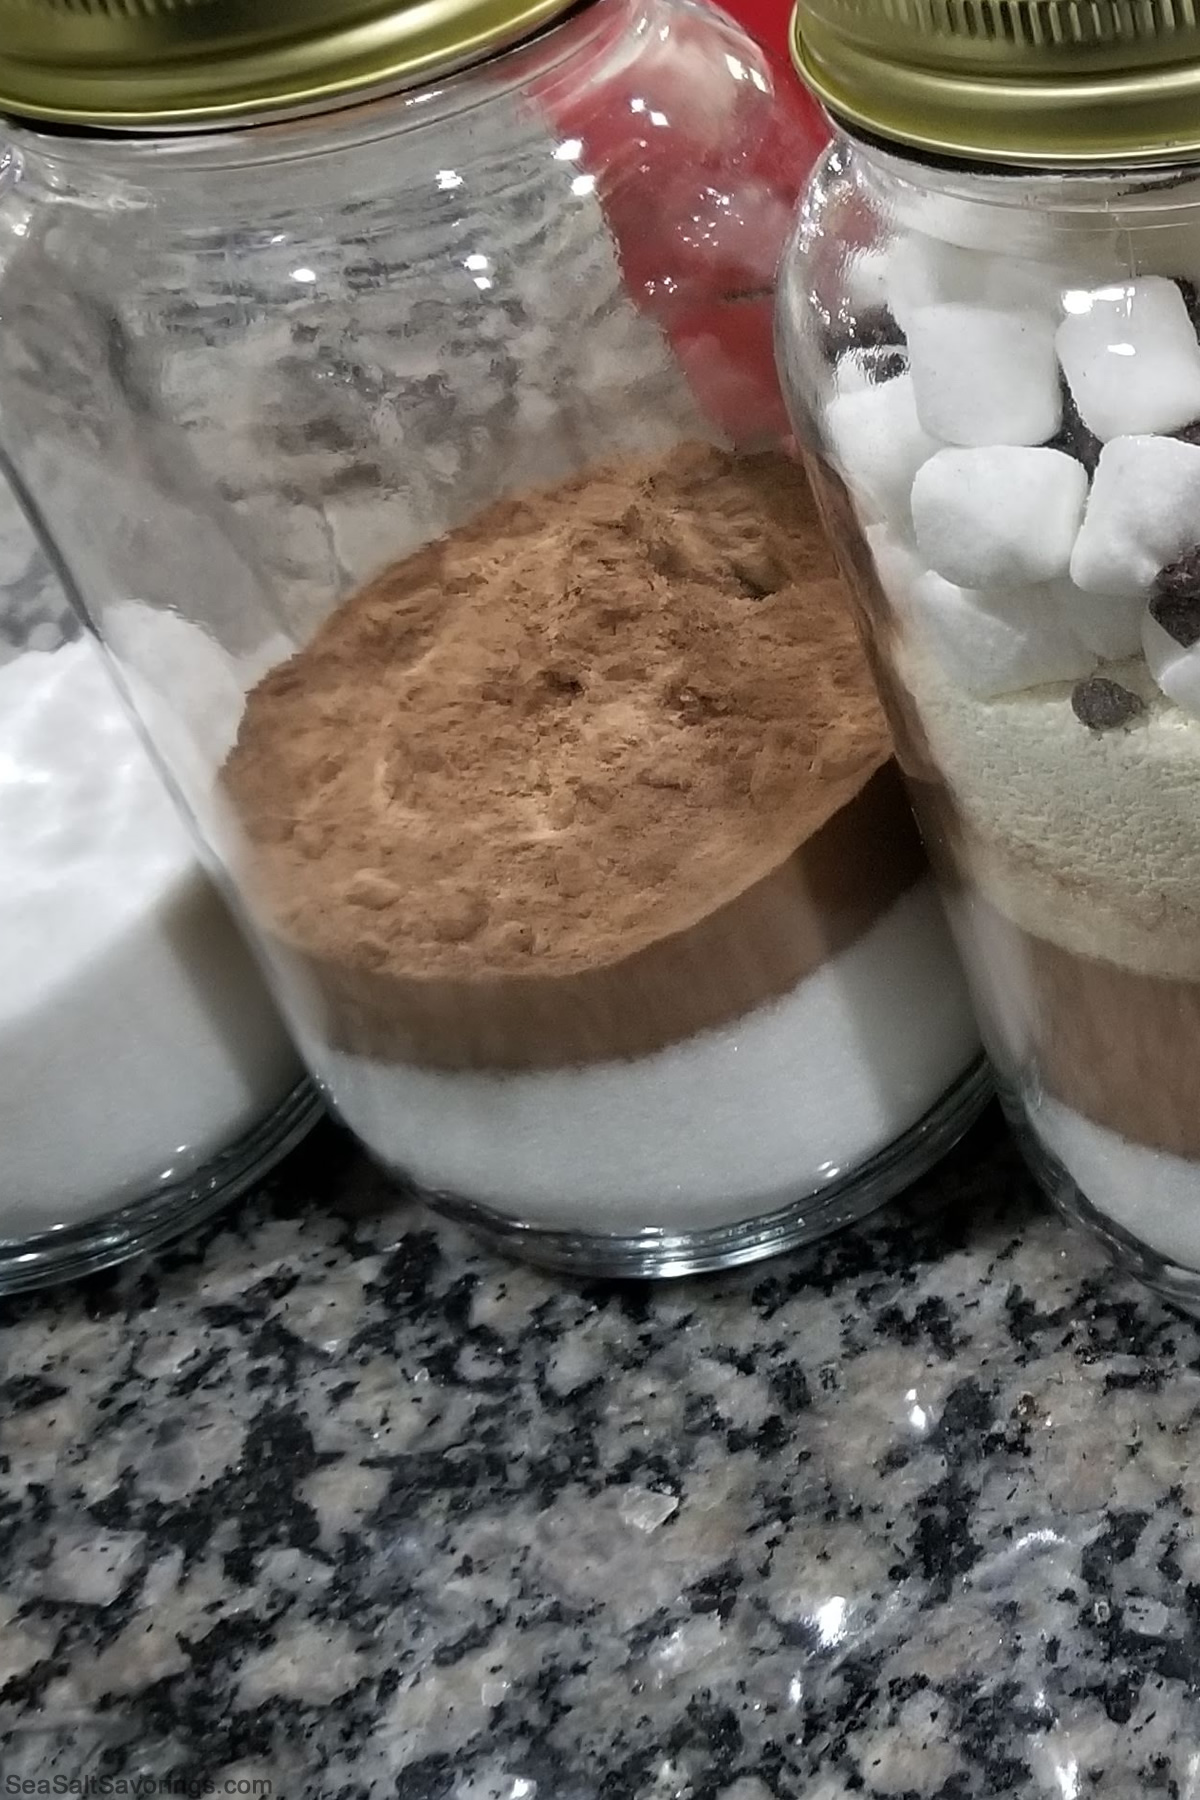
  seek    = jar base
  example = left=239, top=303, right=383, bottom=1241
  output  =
left=0, top=1080, right=323, bottom=1295
left=409, top=1056, right=992, bottom=1278
left=1002, top=1082, right=1200, bottom=1318
left=1007, top=1094, right=1200, bottom=1324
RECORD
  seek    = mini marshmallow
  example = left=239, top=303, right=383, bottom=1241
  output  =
left=897, top=190, right=1076, bottom=263
left=908, top=571, right=1094, bottom=698
left=911, top=446, right=1088, bottom=589
left=884, top=232, right=982, bottom=329
left=907, top=303, right=1061, bottom=445
left=823, top=373, right=940, bottom=521
left=883, top=226, right=1071, bottom=327
left=843, top=244, right=892, bottom=316
left=1143, top=609, right=1200, bottom=719
left=833, top=352, right=872, bottom=398
left=981, top=258, right=1082, bottom=316
left=1069, top=434, right=1200, bottom=596
left=1047, top=579, right=1145, bottom=662
left=1056, top=277, right=1200, bottom=440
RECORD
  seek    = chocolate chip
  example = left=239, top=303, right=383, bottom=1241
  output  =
left=1150, top=550, right=1200, bottom=645
left=1167, top=284, right=1200, bottom=438
left=866, top=345, right=909, bottom=384
left=1044, top=379, right=1102, bottom=474
left=1176, top=277, right=1200, bottom=337
left=1070, top=676, right=1146, bottom=732
left=858, top=305, right=907, bottom=351
left=822, top=304, right=906, bottom=367
left=829, top=342, right=908, bottom=386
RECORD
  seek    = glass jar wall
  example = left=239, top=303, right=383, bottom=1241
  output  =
left=0, top=473, right=318, bottom=1292
left=778, top=137, right=1200, bottom=1309
left=0, top=0, right=983, bottom=1278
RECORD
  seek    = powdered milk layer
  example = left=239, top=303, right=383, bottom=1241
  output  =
left=305, top=879, right=979, bottom=1233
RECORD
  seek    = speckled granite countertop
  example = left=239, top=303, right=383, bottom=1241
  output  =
left=4, top=1108, right=1200, bottom=1799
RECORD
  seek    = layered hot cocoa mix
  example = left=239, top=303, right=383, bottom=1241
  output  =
left=803, top=203, right=1200, bottom=1267
left=225, top=443, right=926, bottom=1070
left=884, top=632, right=1200, bottom=1160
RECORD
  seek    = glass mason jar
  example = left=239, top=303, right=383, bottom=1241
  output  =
left=0, top=0, right=983, bottom=1278
left=778, top=0, right=1200, bottom=1307
left=0, top=475, right=319, bottom=1293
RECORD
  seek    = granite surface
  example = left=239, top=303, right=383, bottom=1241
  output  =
left=3, top=1106, right=1200, bottom=1799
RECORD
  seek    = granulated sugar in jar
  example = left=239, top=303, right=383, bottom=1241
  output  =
left=0, top=485, right=317, bottom=1289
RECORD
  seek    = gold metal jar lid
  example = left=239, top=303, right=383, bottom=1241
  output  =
left=790, top=0, right=1200, bottom=167
left=0, top=0, right=579, bottom=130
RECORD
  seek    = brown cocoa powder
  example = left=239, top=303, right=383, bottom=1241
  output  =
left=968, top=893, right=1200, bottom=1160
left=225, top=443, right=921, bottom=1067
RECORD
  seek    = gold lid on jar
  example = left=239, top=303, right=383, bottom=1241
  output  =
left=0, top=0, right=577, bottom=130
left=790, top=0, right=1200, bottom=167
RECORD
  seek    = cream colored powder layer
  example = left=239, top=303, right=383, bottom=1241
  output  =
left=894, top=632, right=1200, bottom=980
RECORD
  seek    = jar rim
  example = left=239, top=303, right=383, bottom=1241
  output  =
left=790, top=0, right=1200, bottom=171
left=0, top=0, right=593, bottom=133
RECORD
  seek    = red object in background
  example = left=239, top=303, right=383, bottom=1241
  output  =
left=718, top=0, right=794, bottom=62
left=538, top=3, right=829, bottom=445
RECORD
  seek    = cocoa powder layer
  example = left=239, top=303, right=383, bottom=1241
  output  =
left=907, top=764, right=1200, bottom=1158
left=962, top=893, right=1200, bottom=1160
left=1027, top=930, right=1200, bottom=1158
left=225, top=443, right=925, bottom=1069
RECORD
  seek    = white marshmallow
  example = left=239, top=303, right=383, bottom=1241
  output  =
left=884, top=232, right=982, bottom=329
left=911, top=446, right=1088, bottom=589
left=883, top=225, right=1070, bottom=327
left=907, top=571, right=1094, bottom=698
left=895, top=190, right=1074, bottom=262
left=833, top=351, right=872, bottom=398
left=984, top=259, right=1081, bottom=316
left=1056, top=277, right=1200, bottom=440
left=1143, top=609, right=1200, bottom=719
left=1048, top=578, right=1145, bottom=661
left=823, top=374, right=940, bottom=521
left=1069, top=434, right=1200, bottom=596
left=907, top=304, right=1061, bottom=446
left=843, top=244, right=892, bottom=315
